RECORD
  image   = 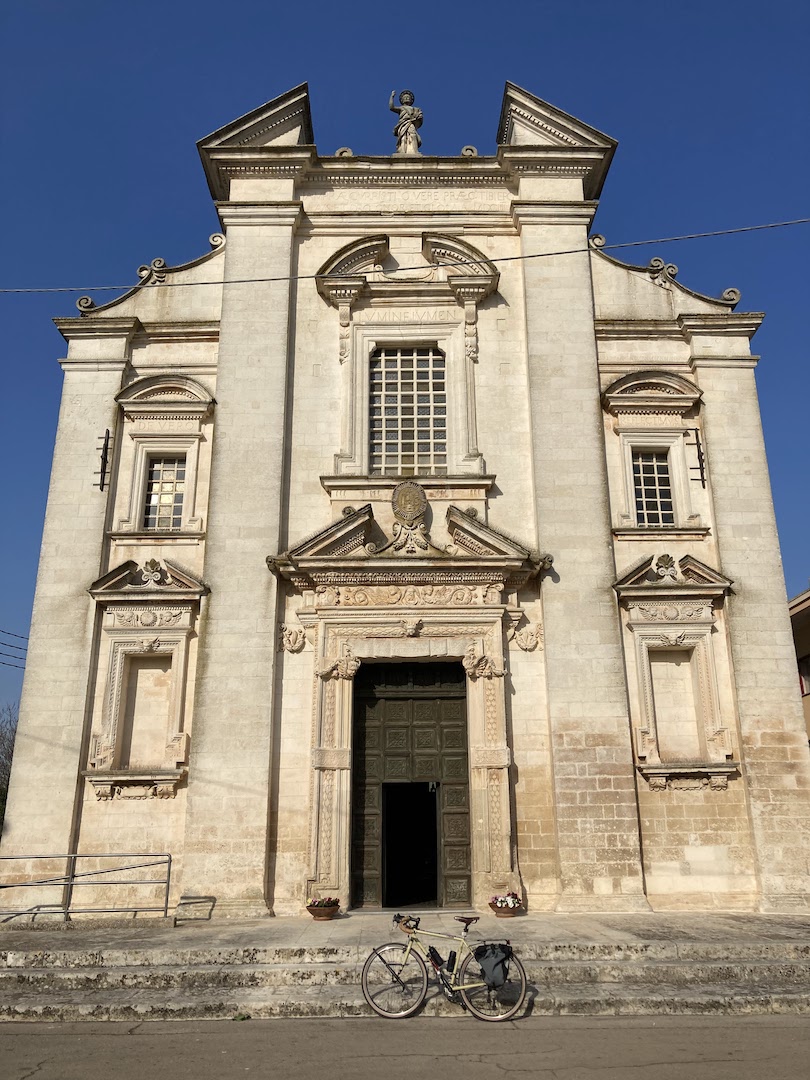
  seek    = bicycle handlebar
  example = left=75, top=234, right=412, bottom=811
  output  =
left=393, top=912, right=420, bottom=932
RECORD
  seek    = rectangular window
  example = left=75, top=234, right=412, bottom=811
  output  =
left=369, top=346, right=447, bottom=477
left=632, top=450, right=675, bottom=527
left=143, top=456, right=185, bottom=531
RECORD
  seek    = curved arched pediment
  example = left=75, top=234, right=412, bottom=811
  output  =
left=421, top=234, right=498, bottom=278
left=316, top=235, right=390, bottom=279
left=116, top=374, right=215, bottom=422
left=117, top=374, right=214, bottom=408
left=602, top=370, right=701, bottom=418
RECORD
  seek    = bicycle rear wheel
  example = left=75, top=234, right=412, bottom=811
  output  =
left=361, top=943, right=429, bottom=1018
left=457, top=950, right=527, bottom=1021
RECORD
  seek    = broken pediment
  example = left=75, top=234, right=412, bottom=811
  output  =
left=266, top=484, right=549, bottom=595
left=614, top=553, right=733, bottom=602
left=497, top=82, right=617, bottom=151
left=198, top=83, right=314, bottom=150
left=90, top=560, right=208, bottom=601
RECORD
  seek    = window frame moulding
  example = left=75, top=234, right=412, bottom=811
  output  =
left=113, top=375, right=215, bottom=538
left=614, top=553, right=738, bottom=790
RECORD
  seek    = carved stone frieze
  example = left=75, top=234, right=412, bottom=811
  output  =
left=312, top=747, right=352, bottom=770
left=85, top=769, right=186, bottom=800
left=318, top=647, right=361, bottom=680
left=639, top=763, right=738, bottom=792
left=314, top=582, right=508, bottom=608
left=470, top=746, right=511, bottom=769
left=514, top=624, right=542, bottom=651
left=114, top=608, right=184, bottom=629
left=627, top=601, right=712, bottom=624
left=279, top=624, right=307, bottom=653
left=462, top=644, right=504, bottom=680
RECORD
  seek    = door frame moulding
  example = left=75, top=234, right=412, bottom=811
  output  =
left=306, top=610, right=518, bottom=909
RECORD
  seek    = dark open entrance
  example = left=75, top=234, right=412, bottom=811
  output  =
left=351, top=661, right=470, bottom=909
left=382, top=782, right=437, bottom=907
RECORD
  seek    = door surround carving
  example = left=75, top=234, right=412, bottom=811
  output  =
left=306, top=610, right=518, bottom=909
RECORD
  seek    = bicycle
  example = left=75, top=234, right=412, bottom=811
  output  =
left=361, top=913, right=527, bottom=1022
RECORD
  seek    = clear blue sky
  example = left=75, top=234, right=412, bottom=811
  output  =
left=1, top=0, right=808, bottom=702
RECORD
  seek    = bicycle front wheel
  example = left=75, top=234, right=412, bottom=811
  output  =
left=361, top=942, right=429, bottom=1019
left=457, top=950, right=527, bottom=1021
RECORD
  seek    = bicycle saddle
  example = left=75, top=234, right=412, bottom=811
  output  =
left=453, top=916, right=480, bottom=927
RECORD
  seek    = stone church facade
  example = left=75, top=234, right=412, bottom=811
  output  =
left=3, top=83, right=809, bottom=916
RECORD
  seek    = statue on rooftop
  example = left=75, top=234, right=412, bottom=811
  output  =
left=389, top=89, right=423, bottom=155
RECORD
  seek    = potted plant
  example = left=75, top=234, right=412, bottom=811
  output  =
left=489, top=892, right=523, bottom=918
left=306, top=896, right=341, bottom=920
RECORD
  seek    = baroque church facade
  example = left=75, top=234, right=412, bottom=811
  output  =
left=3, top=83, right=809, bottom=916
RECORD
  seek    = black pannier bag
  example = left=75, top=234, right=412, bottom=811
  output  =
left=474, top=943, right=513, bottom=988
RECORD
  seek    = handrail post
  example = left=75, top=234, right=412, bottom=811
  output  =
left=63, top=852, right=78, bottom=921
left=164, top=854, right=172, bottom=918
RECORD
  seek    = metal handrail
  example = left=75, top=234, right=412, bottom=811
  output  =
left=0, top=852, right=172, bottom=921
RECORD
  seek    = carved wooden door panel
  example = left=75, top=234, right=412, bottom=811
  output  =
left=351, top=663, right=470, bottom=908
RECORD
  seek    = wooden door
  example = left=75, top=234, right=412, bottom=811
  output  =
left=351, top=662, right=470, bottom=908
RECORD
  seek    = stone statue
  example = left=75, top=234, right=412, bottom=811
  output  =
left=389, top=89, right=423, bottom=155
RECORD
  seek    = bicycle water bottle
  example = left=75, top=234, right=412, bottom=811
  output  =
left=428, top=946, right=444, bottom=969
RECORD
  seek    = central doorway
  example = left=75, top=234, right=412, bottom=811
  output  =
left=351, top=661, right=471, bottom=908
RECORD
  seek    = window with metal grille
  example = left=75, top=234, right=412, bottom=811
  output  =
left=143, top=456, right=185, bottom=530
left=369, top=346, right=447, bottom=476
left=632, top=450, right=675, bottom=526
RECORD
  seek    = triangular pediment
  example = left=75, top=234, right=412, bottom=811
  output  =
left=445, top=506, right=533, bottom=561
left=90, top=559, right=208, bottom=600
left=614, top=553, right=733, bottom=597
left=497, top=83, right=616, bottom=149
left=197, top=83, right=314, bottom=149
left=287, top=505, right=374, bottom=560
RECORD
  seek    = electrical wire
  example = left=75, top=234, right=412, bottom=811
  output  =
left=0, top=218, right=807, bottom=297
left=0, top=629, right=28, bottom=641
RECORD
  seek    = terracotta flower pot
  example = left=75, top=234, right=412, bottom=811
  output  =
left=489, top=902, right=521, bottom=918
left=307, top=904, right=340, bottom=921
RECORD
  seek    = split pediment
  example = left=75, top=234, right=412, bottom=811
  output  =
left=497, top=82, right=616, bottom=150
left=198, top=83, right=313, bottom=150
left=90, top=559, right=208, bottom=602
left=267, top=487, right=549, bottom=594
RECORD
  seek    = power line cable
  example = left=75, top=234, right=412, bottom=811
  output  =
left=0, top=658, right=25, bottom=669
left=0, top=629, right=28, bottom=641
left=0, top=218, right=807, bottom=297
left=0, top=650, right=26, bottom=662
left=0, top=642, right=26, bottom=654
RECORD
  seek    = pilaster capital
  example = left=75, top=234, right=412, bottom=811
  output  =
left=510, top=201, right=597, bottom=229
left=215, top=202, right=304, bottom=229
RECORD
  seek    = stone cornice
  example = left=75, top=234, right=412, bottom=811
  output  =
left=594, top=319, right=688, bottom=341
left=54, top=316, right=142, bottom=342
left=678, top=313, right=765, bottom=340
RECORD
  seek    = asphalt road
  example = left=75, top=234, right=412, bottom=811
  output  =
left=2, top=1016, right=808, bottom=1080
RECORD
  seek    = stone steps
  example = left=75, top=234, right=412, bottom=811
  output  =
left=2, top=938, right=808, bottom=1020
left=2, top=983, right=809, bottom=1022
left=2, top=958, right=809, bottom=992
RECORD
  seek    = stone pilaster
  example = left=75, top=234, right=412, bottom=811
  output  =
left=181, top=204, right=301, bottom=915
left=691, top=340, right=810, bottom=911
left=0, top=321, right=134, bottom=886
left=515, top=204, right=648, bottom=910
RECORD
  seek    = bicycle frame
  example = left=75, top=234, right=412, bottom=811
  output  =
left=396, top=919, right=491, bottom=992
